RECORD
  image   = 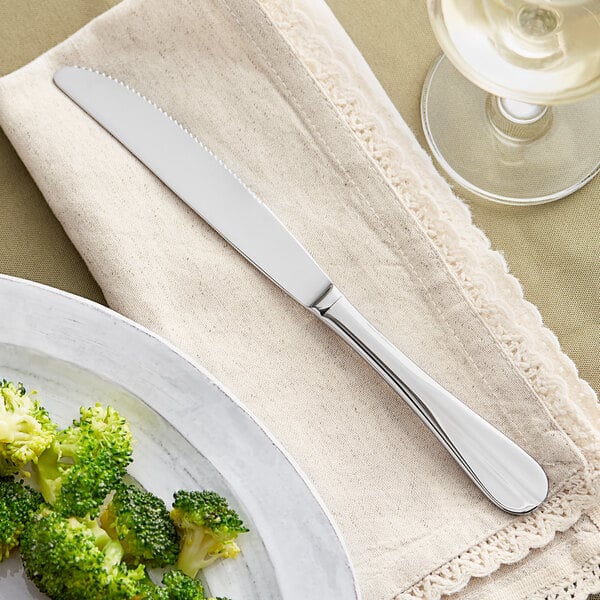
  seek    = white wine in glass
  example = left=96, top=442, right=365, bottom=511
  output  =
left=422, top=0, right=600, bottom=204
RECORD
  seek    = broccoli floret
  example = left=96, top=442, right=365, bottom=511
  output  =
left=132, top=570, right=209, bottom=600
left=162, top=570, right=206, bottom=599
left=100, top=483, right=179, bottom=567
left=34, top=403, right=133, bottom=517
left=20, top=507, right=147, bottom=600
left=150, top=569, right=233, bottom=600
left=0, top=380, right=56, bottom=475
left=170, top=490, right=248, bottom=578
left=131, top=577, right=170, bottom=600
left=0, top=476, right=44, bottom=559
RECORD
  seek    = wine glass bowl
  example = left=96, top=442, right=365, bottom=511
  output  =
left=428, top=0, right=600, bottom=104
left=422, top=0, right=600, bottom=204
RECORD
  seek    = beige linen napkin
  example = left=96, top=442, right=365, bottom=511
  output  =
left=1, top=0, right=599, bottom=598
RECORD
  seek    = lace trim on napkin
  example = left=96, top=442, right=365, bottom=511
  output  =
left=531, top=552, right=600, bottom=600
left=256, top=0, right=600, bottom=598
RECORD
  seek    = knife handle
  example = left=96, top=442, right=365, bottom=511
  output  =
left=310, top=285, right=548, bottom=514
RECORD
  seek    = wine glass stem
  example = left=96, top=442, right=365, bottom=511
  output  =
left=487, top=96, right=552, bottom=143
left=497, top=98, right=548, bottom=123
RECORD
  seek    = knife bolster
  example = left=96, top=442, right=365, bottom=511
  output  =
left=309, top=284, right=343, bottom=315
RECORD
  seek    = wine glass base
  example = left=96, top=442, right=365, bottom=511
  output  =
left=421, top=55, right=600, bottom=205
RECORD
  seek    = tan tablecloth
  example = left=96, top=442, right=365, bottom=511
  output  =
left=0, top=1, right=599, bottom=599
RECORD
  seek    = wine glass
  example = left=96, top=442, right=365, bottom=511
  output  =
left=421, top=0, right=600, bottom=205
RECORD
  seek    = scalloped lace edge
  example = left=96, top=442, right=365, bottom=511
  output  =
left=395, top=475, right=592, bottom=599
left=256, top=1, right=600, bottom=598
left=532, top=551, right=600, bottom=600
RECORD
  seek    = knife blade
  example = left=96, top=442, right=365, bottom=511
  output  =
left=54, top=66, right=548, bottom=514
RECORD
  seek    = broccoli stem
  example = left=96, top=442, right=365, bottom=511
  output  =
left=78, top=517, right=112, bottom=550
left=176, top=531, right=219, bottom=578
left=36, top=447, right=62, bottom=504
left=102, top=540, right=125, bottom=571
left=0, top=413, right=41, bottom=441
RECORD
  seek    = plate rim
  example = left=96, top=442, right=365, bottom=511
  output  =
left=0, top=273, right=360, bottom=599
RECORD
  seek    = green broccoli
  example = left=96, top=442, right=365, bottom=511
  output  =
left=20, top=507, right=147, bottom=600
left=170, top=490, right=248, bottom=578
left=0, top=380, right=56, bottom=475
left=34, top=403, right=133, bottom=517
left=131, top=577, right=170, bottom=600
left=162, top=570, right=206, bottom=599
left=132, top=570, right=216, bottom=600
left=100, top=483, right=180, bottom=567
left=155, top=570, right=233, bottom=600
left=0, top=476, right=44, bottom=559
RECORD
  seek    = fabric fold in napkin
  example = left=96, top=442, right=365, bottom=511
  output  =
left=1, top=0, right=599, bottom=598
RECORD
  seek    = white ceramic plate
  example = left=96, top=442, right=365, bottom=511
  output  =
left=0, top=275, right=359, bottom=600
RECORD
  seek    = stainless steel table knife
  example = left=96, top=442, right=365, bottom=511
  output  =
left=54, top=66, right=548, bottom=514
